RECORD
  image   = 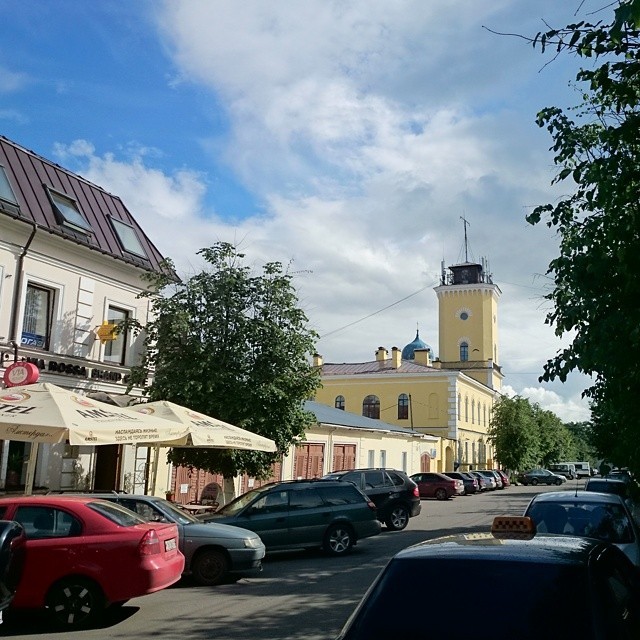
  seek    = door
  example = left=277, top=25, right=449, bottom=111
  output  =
left=233, top=489, right=290, bottom=549
left=287, top=487, right=332, bottom=547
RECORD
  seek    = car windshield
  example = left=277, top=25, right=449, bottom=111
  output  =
left=346, top=558, right=590, bottom=640
left=161, top=500, right=200, bottom=524
left=87, top=500, right=148, bottom=527
left=217, top=485, right=273, bottom=516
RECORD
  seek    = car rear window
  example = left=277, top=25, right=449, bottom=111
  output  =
left=347, top=558, right=590, bottom=639
left=87, top=500, right=148, bottom=527
left=317, top=484, right=367, bottom=506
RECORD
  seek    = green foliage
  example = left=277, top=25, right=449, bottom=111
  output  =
left=489, top=395, right=578, bottom=472
left=125, top=242, right=321, bottom=479
left=527, top=1, right=640, bottom=476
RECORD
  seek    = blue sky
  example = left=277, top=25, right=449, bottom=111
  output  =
left=0, top=0, right=604, bottom=421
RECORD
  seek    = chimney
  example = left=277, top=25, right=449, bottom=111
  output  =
left=375, top=347, right=388, bottom=361
left=391, top=346, right=402, bottom=369
left=413, top=348, right=431, bottom=367
left=312, top=353, right=323, bottom=367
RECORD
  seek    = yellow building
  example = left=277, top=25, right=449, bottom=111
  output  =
left=313, top=258, right=502, bottom=473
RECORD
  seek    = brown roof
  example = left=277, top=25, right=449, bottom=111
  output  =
left=322, top=360, right=444, bottom=376
left=0, top=135, right=173, bottom=275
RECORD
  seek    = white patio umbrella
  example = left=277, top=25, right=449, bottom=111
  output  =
left=128, top=400, right=277, bottom=495
left=0, top=382, right=190, bottom=494
left=128, top=400, right=277, bottom=452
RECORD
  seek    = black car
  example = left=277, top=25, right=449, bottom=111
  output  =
left=585, top=478, right=629, bottom=500
left=336, top=519, right=640, bottom=640
left=322, top=469, right=421, bottom=531
left=209, top=480, right=381, bottom=555
left=443, top=471, right=480, bottom=495
left=0, top=520, right=25, bottom=617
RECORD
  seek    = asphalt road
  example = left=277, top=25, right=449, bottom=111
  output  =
left=2, top=483, right=576, bottom=640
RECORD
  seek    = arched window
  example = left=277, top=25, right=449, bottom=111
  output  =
left=335, top=395, right=345, bottom=410
left=457, top=393, right=461, bottom=420
left=460, top=342, right=469, bottom=361
left=362, top=395, right=380, bottom=419
left=483, top=404, right=487, bottom=426
left=398, top=394, right=409, bottom=420
left=471, top=399, right=475, bottom=424
left=465, top=396, right=469, bottom=422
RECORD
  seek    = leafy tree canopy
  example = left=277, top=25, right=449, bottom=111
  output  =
left=126, top=242, right=321, bottom=479
left=526, top=0, right=640, bottom=475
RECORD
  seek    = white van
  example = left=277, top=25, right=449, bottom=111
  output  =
left=548, top=463, right=576, bottom=480
left=563, top=462, right=591, bottom=478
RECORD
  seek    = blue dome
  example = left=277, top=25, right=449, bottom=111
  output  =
left=401, top=330, right=433, bottom=361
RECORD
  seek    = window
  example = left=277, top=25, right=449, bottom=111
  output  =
left=0, top=165, right=18, bottom=208
left=22, top=283, right=54, bottom=349
left=401, top=453, right=408, bottom=473
left=15, top=506, right=82, bottom=538
left=471, top=399, right=475, bottom=424
left=47, top=188, right=92, bottom=233
left=398, top=394, right=409, bottom=420
left=363, top=395, right=380, bottom=419
left=290, top=488, right=324, bottom=509
left=460, top=342, right=469, bottom=361
left=368, top=450, right=375, bottom=467
left=103, top=306, right=129, bottom=365
left=335, top=395, right=345, bottom=411
left=110, top=217, right=148, bottom=258
left=465, top=396, right=469, bottom=422
left=457, top=394, right=461, bottom=420
left=379, top=450, right=386, bottom=468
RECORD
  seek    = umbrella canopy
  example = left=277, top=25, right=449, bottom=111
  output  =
left=129, top=400, right=277, bottom=453
left=0, top=382, right=189, bottom=446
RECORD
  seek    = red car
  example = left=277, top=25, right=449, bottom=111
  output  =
left=0, top=496, right=184, bottom=627
left=496, top=469, right=510, bottom=488
left=410, top=472, right=465, bottom=500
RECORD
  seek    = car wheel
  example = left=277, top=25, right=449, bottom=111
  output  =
left=385, top=505, right=410, bottom=531
left=323, top=524, right=354, bottom=555
left=46, top=577, right=104, bottom=627
left=554, top=477, right=563, bottom=485
left=192, top=549, right=230, bottom=586
left=435, top=488, right=448, bottom=501
left=531, top=478, right=539, bottom=486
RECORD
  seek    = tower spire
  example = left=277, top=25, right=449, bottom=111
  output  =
left=460, top=215, right=470, bottom=262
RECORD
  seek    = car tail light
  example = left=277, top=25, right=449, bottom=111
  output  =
left=412, top=486, right=419, bottom=498
left=139, top=529, right=161, bottom=556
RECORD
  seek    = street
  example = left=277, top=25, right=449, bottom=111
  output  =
left=2, top=484, right=566, bottom=640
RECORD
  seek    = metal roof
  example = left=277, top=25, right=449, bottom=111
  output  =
left=304, top=400, right=432, bottom=438
left=0, top=135, right=173, bottom=276
left=321, top=360, right=442, bottom=375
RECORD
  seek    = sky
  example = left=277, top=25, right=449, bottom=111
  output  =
left=0, top=0, right=604, bottom=422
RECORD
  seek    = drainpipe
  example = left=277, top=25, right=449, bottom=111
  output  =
left=8, top=222, right=38, bottom=361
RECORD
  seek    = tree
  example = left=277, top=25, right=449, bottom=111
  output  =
left=533, top=406, right=574, bottom=468
left=488, top=396, right=540, bottom=471
left=526, top=1, right=640, bottom=475
left=126, top=242, right=321, bottom=491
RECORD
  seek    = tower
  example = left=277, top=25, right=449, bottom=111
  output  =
left=434, top=255, right=502, bottom=390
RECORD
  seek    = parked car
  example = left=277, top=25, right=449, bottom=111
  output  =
left=322, top=469, right=420, bottom=531
left=585, top=478, right=629, bottom=500
left=548, top=463, right=577, bottom=480
left=495, top=469, right=510, bottom=488
left=0, top=496, right=184, bottom=627
left=467, top=470, right=493, bottom=491
left=81, top=493, right=265, bottom=586
left=208, top=480, right=381, bottom=554
left=410, top=472, right=465, bottom=500
left=517, top=468, right=567, bottom=486
left=335, top=516, right=640, bottom=640
left=474, top=469, right=503, bottom=489
left=524, top=490, right=640, bottom=567
left=0, top=521, right=26, bottom=618
left=442, top=471, right=479, bottom=495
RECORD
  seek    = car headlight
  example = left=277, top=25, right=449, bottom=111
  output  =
left=244, top=537, right=262, bottom=549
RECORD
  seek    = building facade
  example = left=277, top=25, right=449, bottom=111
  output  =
left=313, top=258, right=502, bottom=472
left=0, top=135, right=171, bottom=493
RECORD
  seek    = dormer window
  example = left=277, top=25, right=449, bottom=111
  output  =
left=47, top=187, right=92, bottom=234
left=0, top=165, right=19, bottom=213
left=110, top=217, right=147, bottom=258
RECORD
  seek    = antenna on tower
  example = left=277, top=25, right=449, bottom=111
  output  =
left=460, top=216, right=470, bottom=262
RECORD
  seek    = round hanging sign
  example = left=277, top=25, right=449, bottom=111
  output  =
left=3, top=362, right=40, bottom=387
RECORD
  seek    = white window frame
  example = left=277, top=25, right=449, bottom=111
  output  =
left=101, top=299, right=136, bottom=366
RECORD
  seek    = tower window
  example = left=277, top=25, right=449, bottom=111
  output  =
left=460, top=342, right=469, bottom=361
left=335, top=395, right=345, bottom=411
left=398, top=394, right=409, bottom=420
left=363, top=395, right=380, bottom=420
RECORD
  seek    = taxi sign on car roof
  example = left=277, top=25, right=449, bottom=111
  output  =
left=491, top=516, right=536, bottom=539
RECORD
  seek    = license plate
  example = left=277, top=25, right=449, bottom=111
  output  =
left=165, top=538, right=177, bottom=552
